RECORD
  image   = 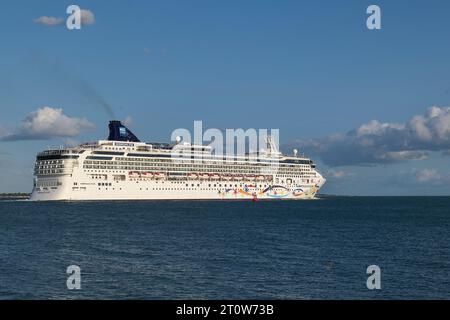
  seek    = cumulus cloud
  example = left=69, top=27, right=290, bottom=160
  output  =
left=33, top=16, right=64, bottom=26
left=416, top=169, right=441, bottom=182
left=80, top=9, right=95, bottom=25
left=286, top=106, right=450, bottom=166
left=33, top=9, right=95, bottom=27
left=0, top=107, right=94, bottom=141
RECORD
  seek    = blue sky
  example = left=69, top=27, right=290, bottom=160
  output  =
left=1, top=0, right=450, bottom=195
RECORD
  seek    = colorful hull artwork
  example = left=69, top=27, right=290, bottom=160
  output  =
left=217, top=184, right=320, bottom=199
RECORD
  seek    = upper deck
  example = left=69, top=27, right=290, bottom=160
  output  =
left=35, top=120, right=317, bottom=178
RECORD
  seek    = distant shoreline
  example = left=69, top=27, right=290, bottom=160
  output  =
left=0, top=193, right=30, bottom=200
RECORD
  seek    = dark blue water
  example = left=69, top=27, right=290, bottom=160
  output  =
left=0, top=197, right=449, bottom=299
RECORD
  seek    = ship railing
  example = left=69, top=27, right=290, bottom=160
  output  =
left=37, top=150, right=67, bottom=156
left=78, top=142, right=100, bottom=149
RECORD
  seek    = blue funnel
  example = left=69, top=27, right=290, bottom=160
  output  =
left=107, top=120, right=140, bottom=142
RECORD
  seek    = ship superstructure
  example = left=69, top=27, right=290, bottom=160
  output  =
left=30, top=121, right=325, bottom=201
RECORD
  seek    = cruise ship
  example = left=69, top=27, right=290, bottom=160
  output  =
left=30, top=121, right=326, bottom=201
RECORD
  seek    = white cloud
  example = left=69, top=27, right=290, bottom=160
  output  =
left=287, top=106, right=450, bottom=166
left=1, top=107, right=94, bottom=141
left=33, top=9, right=95, bottom=27
left=80, top=9, right=95, bottom=25
left=356, top=120, right=404, bottom=137
left=381, top=151, right=428, bottom=161
left=33, top=16, right=64, bottom=26
left=416, top=169, right=441, bottom=182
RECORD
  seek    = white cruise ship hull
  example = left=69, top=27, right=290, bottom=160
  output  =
left=30, top=121, right=326, bottom=201
left=30, top=176, right=325, bottom=201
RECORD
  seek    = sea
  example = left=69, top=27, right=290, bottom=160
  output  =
left=0, top=197, right=449, bottom=299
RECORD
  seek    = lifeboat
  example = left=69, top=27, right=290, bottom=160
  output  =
left=245, top=175, right=256, bottom=181
left=256, top=175, right=265, bottom=181
left=210, top=174, right=220, bottom=180
left=154, top=172, right=166, bottom=179
left=199, top=173, right=210, bottom=180
left=223, top=175, right=232, bottom=181
left=141, top=172, right=153, bottom=178
left=187, top=173, right=198, bottom=180
left=234, top=175, right=243, bottom=181
left=129, top=171, right=140, bottom=177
